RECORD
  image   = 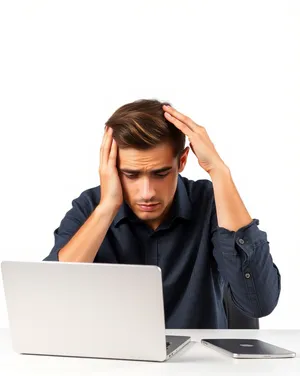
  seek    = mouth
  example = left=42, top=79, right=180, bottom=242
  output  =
left=137, top=203, right=160, bottom=212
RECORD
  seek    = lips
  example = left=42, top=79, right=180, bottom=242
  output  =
left=138, top=203, right=160, bottom=211
left=138, top=204, right=159, bottom=207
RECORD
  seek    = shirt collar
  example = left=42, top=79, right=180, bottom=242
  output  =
left=112, top=174, right=192, bottom=228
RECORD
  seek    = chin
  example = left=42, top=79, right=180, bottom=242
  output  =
left=139, top=212, right=159, bottom=218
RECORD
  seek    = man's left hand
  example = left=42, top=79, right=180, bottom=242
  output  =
left=163, top=104, right=226, bottom=174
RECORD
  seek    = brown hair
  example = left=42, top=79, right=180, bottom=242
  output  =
left=105, top=99, right=186, bottom=163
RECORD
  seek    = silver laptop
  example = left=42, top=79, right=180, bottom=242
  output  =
left=201, top=338, right=296, bottom=359
left=1, top=261, right=190, bottom=362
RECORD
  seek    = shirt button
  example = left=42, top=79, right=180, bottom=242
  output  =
left=245, top=272, right=251, bottom=279
left=238, top=238, right=245, bottom=245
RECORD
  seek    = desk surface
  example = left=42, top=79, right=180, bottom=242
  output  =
left=0, top=328, right=299, bottom=375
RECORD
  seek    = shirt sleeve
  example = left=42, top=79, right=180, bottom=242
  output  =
left=43, top=193, right=92, bottom=261
left=210, top=202, right=281, bottom=319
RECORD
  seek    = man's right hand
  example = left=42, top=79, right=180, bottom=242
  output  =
left=99, top=126, right=124, bottom=211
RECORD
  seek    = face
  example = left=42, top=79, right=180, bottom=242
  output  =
left=117, top=143, right=189, bottom=231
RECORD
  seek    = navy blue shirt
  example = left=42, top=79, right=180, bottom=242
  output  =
left=43, top=174, right=281, bottom=328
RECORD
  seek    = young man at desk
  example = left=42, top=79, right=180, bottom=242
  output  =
left=43, top=99, right=281, bottom=329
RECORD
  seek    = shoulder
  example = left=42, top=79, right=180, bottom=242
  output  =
left=179, top=174, right=214, bottom=204
left=70, top=185, right=101, bottom=216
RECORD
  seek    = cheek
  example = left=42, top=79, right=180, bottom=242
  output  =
left=165, top=172, right=177, bottom=188
left=119, top=177, right=137, bottom=201
left=163, top=175, right=179, bottom=201
left=158, top=175, right=178, bottom=201
left=119, top=176, right=128, bottom=193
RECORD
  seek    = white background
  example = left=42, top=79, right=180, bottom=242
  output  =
left=0, top=0, right=299, bottom=329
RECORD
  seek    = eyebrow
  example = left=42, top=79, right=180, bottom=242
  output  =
left=119, top=166, right=173, bottom=174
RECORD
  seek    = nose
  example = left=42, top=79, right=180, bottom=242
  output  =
left=140, top=177, right=156, bottom=202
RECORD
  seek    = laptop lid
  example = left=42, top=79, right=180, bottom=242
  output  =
left=1, top=261, right=168, bottom=361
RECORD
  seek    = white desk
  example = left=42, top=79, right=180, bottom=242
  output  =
left=0, top=328, right=299, bottom=375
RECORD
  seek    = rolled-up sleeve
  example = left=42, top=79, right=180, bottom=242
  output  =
left=211, top=212, right=281, bottom=318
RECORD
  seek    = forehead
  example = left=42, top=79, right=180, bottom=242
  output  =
left=118, top=143, right=175, bottom=170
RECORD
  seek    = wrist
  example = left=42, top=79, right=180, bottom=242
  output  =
left=208, top=163, right=230, bottom=179
left=96, top=202, right=121, bottom=219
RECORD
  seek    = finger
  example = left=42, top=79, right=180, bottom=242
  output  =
left=189, top=141, right=195, bottom=154
left=164, top=112, right=194, bottom=138
left=163, top=105, right=198, bottom=132
left=100, top=126, right=108, bottom=167
left=108, top=138, right=118, bottom=167
left=100, top=127, right=113, bottom=167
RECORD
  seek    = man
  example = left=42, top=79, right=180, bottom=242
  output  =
left=43, top=99, right=281, bottom=329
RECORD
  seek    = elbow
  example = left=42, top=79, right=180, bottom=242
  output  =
left=257, top=269, right=282, bottom=318
left=252, top=303, right=277, bottom=319
left=42, top=251, right=60, bottom=262
left=257, top=292, right=281, bottom=318
left=238, top=298, right=279, bottom=320
left=250, top=284, right=281, bottom=319
left=231, top=286, right=281, bottom=319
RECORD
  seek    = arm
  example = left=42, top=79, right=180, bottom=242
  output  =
left=209, top=165, right=252, bottom=231
left=209, top=166, right=281, bottom=318
left=43, top=194, right=118, bottom=263
left=160, top=104, right=281, bottom=318
left=57, top=202, right=118, bottom=263
left=44, top=124, right=123, bottom=263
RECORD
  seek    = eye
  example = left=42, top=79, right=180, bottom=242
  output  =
left=123, top=172, right=170, bottom=179
left=155, top=172, right=169, bottom=178
left=124, top=173, right=138, bottom=179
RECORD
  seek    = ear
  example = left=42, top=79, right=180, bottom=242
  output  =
left=178, top=146, right=190, bottom=173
